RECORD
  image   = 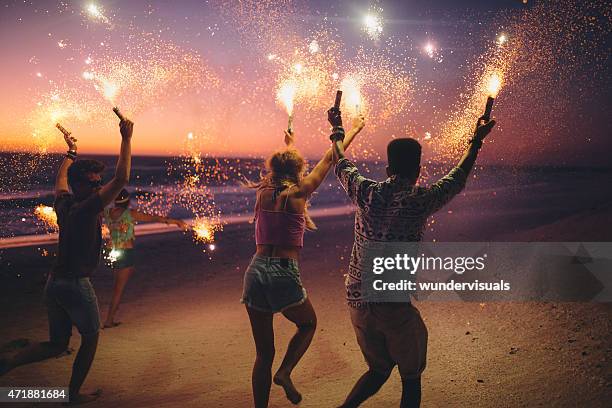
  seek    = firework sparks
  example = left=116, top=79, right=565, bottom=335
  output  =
left=424, top=42, right=436, bottom=58
left=34, top=204, right=58, bottom=231
left=340, top=75, right=363, bottom=116
left=486, top=72, right=503, bottom=98
left=192, top=217, right=221, bottom=244
left=363, top=11, right=383, bottom=40
left=85, top=3, right=110, bottom=25
left=276, top=80, right=297, bottom=131
left=497, top=33, right=508, bottom=46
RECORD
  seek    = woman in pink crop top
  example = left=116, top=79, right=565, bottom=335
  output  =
left=240, top=110, right=365, bottom=408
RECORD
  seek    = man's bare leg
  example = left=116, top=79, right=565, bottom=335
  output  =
left=0, top=340, right=68, bottom=376
left=273, top=298, right=317, bottom=405
left=338, top=369, right=391, bottom=408
left=68, top=333, right=100, bottom=404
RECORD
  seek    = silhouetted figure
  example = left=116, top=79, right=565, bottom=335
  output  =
left=0, top=116, right=134, bottom=405
left=329, top=106, right=495, bottom=408
left=103, top=188, right=188, bottom=328
left=242, top=117, right=364, bottom=408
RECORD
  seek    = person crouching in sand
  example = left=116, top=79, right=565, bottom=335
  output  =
left=241, top=115, right=365, bottom=407
left=102, top=188, right=188, bottom=328
left=0, top=114, right=134, bottom=405
left=330, top=107, right=495, bottom=407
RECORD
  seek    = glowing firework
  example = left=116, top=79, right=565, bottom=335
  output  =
left=85, top=3, right=110, bottom=25
left=34, top=205, right=58, bottom=231
left=424, top=42, right=436, bottom=58
left=483, top=72, right=503, bottom=121
left=341, top=76, right=362, bottom=116
left=276, top=81, right=297, bottom=132
left=497, top=33, right=508, bottom=46
left=363, top=12, right=383, bottom=40
left=486, top=72, right=503, bottom=98
left=107, top=248, right=122, bottom=263
left=192, top=217, right=220, bottom=244
left=308, top=40, right=319, bottom=54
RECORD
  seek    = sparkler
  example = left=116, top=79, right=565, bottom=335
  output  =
left=276, top=81, right=297, bottom=132
left=34, top=205, right=58, bottom=231
left=424, top=42, right=436, bottom=58
left=85, top=3, right=110, bottom=25
left=363, top=12, right=383, bottom=40
left=192, top=217, right=221, bottom=244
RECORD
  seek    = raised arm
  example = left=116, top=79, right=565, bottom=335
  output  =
left=55, top=132, right=78, bottom=195
left=131, top=210, right=189, bottom=230
left=457, top=116, right=496, bottom=176
left=98, top=118, right=133, bottom=207
left=297, top=113, right=365, bottom=197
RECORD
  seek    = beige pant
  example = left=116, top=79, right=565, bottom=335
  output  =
left=349, top=302, right=428, bottom=379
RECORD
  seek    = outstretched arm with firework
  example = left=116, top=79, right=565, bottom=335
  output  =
left=457, top=116, right=496, bottom=176
left=98, top=115, right=133, bottom=207
left=55, top=127, right=77, bottom=196
left=297, top=112, right=365, bottom=197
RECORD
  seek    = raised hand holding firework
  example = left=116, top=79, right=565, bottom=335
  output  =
left=112, top=106, right=126, bottom=121
left=56, top=123, right=77, bottom=151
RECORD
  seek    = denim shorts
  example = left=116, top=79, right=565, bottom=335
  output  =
left=44, top=276, right=101, bottom=343
left=241, top=256, right=307, bottom=313
left=108, top=248, right=136, bottom=269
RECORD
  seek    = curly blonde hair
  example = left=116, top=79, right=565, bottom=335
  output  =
left=244, top=148, right=316, bottom=230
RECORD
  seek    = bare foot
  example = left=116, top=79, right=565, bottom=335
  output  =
left=65, top=389, right=102, bottom=405
left=103, top=321, right=121, bottom=329
left=273, top=371, right=302, bottom=405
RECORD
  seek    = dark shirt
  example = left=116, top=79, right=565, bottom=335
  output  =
left=52, top=192, right=104, bottom=278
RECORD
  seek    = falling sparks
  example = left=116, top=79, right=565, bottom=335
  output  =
left=363, top=11, right=383, bottom=40
left=308, top=40, right=319, bottom=54
left=34, top=204, right=58, bottom=231
left=85, top=3, right=110, bottom=25
left=424, top=42, right=436, bottom=58
left=340, top=75, right=363, bottom=117
left=192, top=217, right=221, bottom=244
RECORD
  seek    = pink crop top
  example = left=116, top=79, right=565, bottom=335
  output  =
left=255, top=186, right=306, bottom=247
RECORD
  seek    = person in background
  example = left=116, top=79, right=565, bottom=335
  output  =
left=103, top=188, right=188, bottom=328
left=330, top=106, right=495, bottom=408
left=241, top=114, right=365, bottom=408
left=0, top=115, right=134, bottom=405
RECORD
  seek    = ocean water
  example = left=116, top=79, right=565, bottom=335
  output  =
left=1, top=152, right=611, bottom=238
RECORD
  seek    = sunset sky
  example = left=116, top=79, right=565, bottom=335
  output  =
left=0, top=0, right=609, bottom=165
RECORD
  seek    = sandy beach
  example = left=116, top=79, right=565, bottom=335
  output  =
left=0, top=209, right=611, bottom=408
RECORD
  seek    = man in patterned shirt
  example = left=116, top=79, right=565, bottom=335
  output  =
left=327, top=106, right=495, bottom=407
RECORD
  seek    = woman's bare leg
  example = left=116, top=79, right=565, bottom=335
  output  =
left=273, top=298, right=317, bottom=405
left=104, top=267, right=134, bottom=328
left=246, top=306, right=275, bottom=408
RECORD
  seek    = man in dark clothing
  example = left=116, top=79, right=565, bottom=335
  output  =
left=327, top=106, right=495, bottom=408
left=0, top=115, right=134, bottom=405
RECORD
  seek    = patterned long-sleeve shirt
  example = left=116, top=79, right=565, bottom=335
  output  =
left=335, top=158, right=468, bottom=308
